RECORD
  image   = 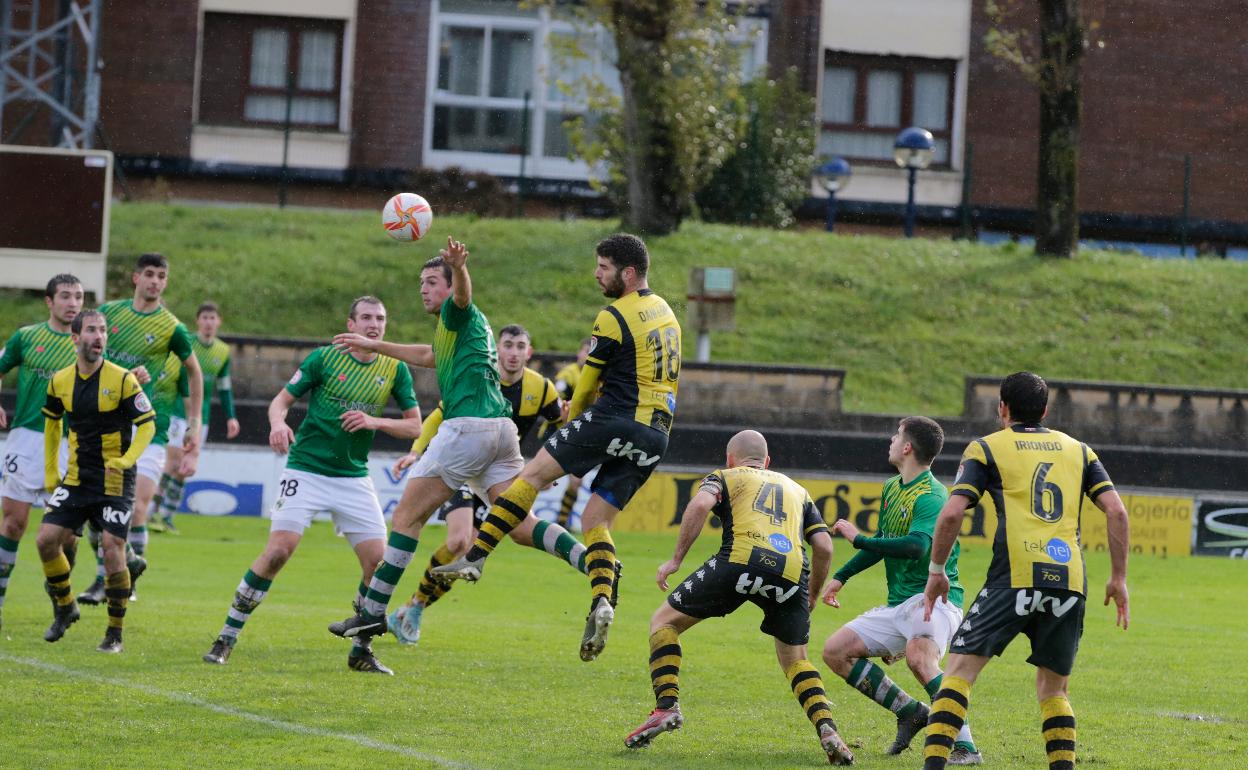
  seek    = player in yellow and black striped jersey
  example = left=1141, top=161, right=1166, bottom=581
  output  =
left=33, top=310, right=156, bottom=653
left=623, top=430, right=853, bottom=765
left=921, top=372, right=1131, bottom=770
left=436, top=233, right=682, bottom=664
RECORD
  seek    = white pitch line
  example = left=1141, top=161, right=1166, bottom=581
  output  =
left=0, top=653, right=476, bottom=769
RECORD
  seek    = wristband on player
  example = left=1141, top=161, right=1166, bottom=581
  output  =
left=928, top=560, right=946, bottom=575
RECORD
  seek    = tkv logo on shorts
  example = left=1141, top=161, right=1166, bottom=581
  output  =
left=1045, top=538, right=1072, bottom=563
left=102, top=506, right=132, bottom=525
left=734, top=572, right=799, bottom=603
left=605, top=437, right=660, bottom=466
left=1014, top=588, right=1079, bottom=617
left=1032, top=562, right=1068, bottom=588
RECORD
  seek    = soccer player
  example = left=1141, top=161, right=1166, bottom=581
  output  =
left=201, top=296, right=420, bottom=674
left=921, top=372, right=1131, bottom=770
left=387, top=323, right=585, bottom=644
left=820, top=417, right=981, bottom=763
left=435, top=233, right=681, bottom=662
left=326, top=239, right=549, bottom=658
left=152, top=301, right=240, bottom=532
left=548, top=337, right=592, bottom=530
left=37, top=309, right=156, bottom=653
left=79, top=253, right=203, bottom=600
left=0, top=274, right=82, bottom=629
left=623, top=430, right=854, bottom=765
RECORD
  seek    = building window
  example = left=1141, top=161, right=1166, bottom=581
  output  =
left=199, top=13, right=344, bottom=130
left=819, top=52, right=955, bottom=166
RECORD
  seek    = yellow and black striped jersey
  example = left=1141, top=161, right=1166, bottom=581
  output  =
left=702, top=465, right=829, bottom=584
left=951, top=424, right=1114, bottom=595
left=499, top=367, right=562, bottom=440
left=587, top=289, right=680, bottom=433
left=553, top=361, right=582, bottom=400
left=42, top=361, right=155, bottom=499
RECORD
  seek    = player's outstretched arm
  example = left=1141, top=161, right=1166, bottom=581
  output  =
left=440, top=236, right=472, bottom=309
left=807, top=530, right=834, bottom=611
left=657, top=490, right=715, bottom=590
left=182, top=351, right=205, bottom=452
left=106, top=420, right=155, bottom=472
left=341, top=406, right=422, bottom=438
left=268, top=389, right=297, bottom=454
left=333, top=333, right=434, bottom=368
left=1095, top=489, right=1131, bottom=629
left=923, top=494, right=970, bottom=620
left=566, top=363, right=602, bottom=422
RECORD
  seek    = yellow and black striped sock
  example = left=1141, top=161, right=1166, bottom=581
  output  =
left=923, top=675, right=971, bottom=769
left=649, top=625, right=681, bottom=709
left=104, top=570, right=131, bottom=630
left=787, top=659, right=837, bottom=735
left=1040, top=695, right=1076, bottom=770
left=556, top=483, right=578, bottom=527
left=584, top=525, right=616, bottom=607
left=41, top=552, right=74, bottom=606
left=415, top=545, right=457, bottom=607
left=467, top=479, right=537, bottom=561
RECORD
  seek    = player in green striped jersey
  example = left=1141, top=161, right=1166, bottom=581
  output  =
left=820, top=417, right=981, bottom=764
left=203, top=296, right=421, bottom=674
left=96, top=254, right=203, bottom=571
left=152, top=301, right=240, bottom=533
left=0, top=274, right=82, bottom=628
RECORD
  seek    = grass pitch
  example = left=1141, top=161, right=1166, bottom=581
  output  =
left=0, top=515, right=1243, bottom=769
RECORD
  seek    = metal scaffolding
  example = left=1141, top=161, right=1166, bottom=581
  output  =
left=0, top=0, right=103, bottom=148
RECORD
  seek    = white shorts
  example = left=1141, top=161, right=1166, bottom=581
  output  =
left=135, top=441, right=167, bottom=484
left=844, top=592, right=965, bottom=657
left=167, top=416, right=209, bottom=449
left=1, top=427, right=68, bottom=506
left=408, top=416, right=523, bottom=501
left=269, top=467, right=386, bottom=542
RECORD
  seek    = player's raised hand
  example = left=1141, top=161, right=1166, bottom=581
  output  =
left=183, top=420, right=203, bottom=454
left=832, top=518, right=860, bottom=541
left=656, top=558, right=681, bottom=591
left=340, top=410, right=376, bottom=433
left=131, top=365, right=151, bottom=385
left=440, top=235, right=469, bottom=269
left=822, top=578, right=845, bottom=609
left=922, top=572, right=950, bottom=622
left=333, top=332, right=378, bottom=355
left=1104, top=577, right=1130, bottom=630
left=269, top=421, right=295, bottom=454
left=392, top=452, right=419, bottom=477
left=226, top=418, right=241, bottom=439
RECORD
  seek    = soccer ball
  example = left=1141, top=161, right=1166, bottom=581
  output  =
left=381, top=192, right=433, bottom=242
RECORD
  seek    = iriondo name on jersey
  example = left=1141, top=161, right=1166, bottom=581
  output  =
left=952, top=424, right=1114, bottom=595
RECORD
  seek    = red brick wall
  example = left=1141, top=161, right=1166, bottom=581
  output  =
left=767, top=0, right=822, bottom=93
left=348, top=0, right=430, bottom=170
left=966, top=0, right=1248, bottom=222
left=98, top=0, right=198, bottom=157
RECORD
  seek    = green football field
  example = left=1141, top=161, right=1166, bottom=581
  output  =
left=0, top=515, right=1242, bottom=769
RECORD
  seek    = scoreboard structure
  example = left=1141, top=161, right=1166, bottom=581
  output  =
left=0, top=144, right=112, bottom=298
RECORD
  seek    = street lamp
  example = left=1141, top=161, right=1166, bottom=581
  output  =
left=894, top=126, right=935, bottom=238
left=813, top=157, right=853, bottom=232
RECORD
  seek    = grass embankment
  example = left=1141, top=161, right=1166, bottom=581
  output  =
left=2, top=203, right=1243, bottom=415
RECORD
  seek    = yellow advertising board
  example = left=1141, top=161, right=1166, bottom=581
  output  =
left=617, top=470, right=1193, bottom=556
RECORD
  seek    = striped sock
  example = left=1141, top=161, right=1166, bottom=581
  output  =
left=846, top=658, right=920, bottom=718
left=1040, top=695, right=1076, bottom=770
left=923, top=674, right=971, bottom=769
left=355, top=581, right=368, bottom=610
left=0, top=534, right=18, bottom=611
left=158, top=475, right=185, bottom=517
left=128, top=525, right=148, bottom=557
left=530, top=519, right=588, bottom=574
left=787, top=659, right=838, bottom=735
left=360, top=531, right=418, bottom=618
left=926, top=674, right=977, bottom=751
left=415, top=545, right=456, bottom=607
left=104, top=570, right=131, bottom=629
left=649, top=625, right=681, bottom=709
left=219, top=569, right=272, bottom=642
left=467, top=479, right=537, bottom=561
left=41, top=551, right=74, bottom=606
left=556, top=482, right=578, bottom=527
left=584, top=525, right=616, bottom=607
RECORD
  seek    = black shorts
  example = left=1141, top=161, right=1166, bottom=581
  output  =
left=666, top=556, right=812, bottom=646
left=42, top=486, right=133, bottom=541
left=951, top=586, right=1086, bottom=676
left=433, top=487, right=489, bottom=527
left=544, top=408, right=668, bottom=511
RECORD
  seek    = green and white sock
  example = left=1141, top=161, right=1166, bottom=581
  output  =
left=846, top=658, right=920, bottom=718
left=219, top=569, right=272, bottom=642
left=531, top=519, right=588, bottom=574
left=360, top=531, right=418, bottom=618
left=0, top=534, right=18, bottom=610
left=128, top=526, right=148, bottom=557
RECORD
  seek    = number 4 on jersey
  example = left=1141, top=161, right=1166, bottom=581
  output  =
left=753, top=481, right=786, bottom=526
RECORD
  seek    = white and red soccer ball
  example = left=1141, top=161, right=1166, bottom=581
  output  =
left=381, top=192, right=433, bottom=242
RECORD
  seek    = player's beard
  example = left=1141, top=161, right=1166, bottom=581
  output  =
left=602, top=273, right=625, bottom=298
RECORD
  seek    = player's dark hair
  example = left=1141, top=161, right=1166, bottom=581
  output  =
left=70, top=308, right=104, bottom=335
left=422, top=256, right=453, bottom=285
left=498, top=324, right=529, bottom=341
left=900, top=416, right=944, bottom=465
left=45, top=273, right=81, bottom=298
left=348, top=295, right=384, bottom=319
left=595, top=233, right=649, bottom=277
left=197, top=301, right=220, bottom=318
left=1000, top=371, right=1048, bottom=424
left=136, top=252, right=168, bottom=271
